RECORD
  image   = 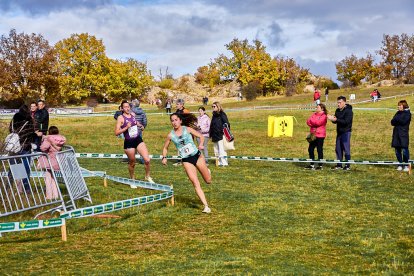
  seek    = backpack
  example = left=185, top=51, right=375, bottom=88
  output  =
left=4, top=120, right=28, bottom=154
left=4, top=133, right=21, bottom=153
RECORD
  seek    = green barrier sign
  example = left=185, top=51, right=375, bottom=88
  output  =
left=19, top=220, right=40, bottom=229
left=43, top=219, right=63, bottom=227
left=83, top=208, right=93, bottom=216
left=94, top=206, right=104, bottom=213
left=0, top=223, right=16, bottom=231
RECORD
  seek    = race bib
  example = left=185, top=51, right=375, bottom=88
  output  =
left=179, top=143, right=197, bottom=158
left=128, top=125, right=138, bottom=138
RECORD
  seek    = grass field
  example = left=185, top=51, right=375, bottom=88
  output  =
left=1, top=86, right=414, bottom=274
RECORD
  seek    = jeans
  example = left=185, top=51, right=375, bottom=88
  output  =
left=395, top=147, right=410, bottom=163
left=335, top=132, right=351, bottom=167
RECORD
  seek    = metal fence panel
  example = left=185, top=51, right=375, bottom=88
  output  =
left=56, top=146, right=92, bottom=210
left=0, top=153, right=65, bottom=218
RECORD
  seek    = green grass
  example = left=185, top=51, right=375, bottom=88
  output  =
left=1, top=87, right=414, bottom=274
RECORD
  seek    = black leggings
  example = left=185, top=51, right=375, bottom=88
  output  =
left=308, top=137, right=325, bottom=166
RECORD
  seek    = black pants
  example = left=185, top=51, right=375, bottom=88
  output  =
left=308, top=137, right=324, bottom=166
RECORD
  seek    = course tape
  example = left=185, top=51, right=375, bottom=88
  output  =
left=0, top=218, right=64, bottom=233
left=76, top=153, right=412, bottom=166
left=0, top=171, right=173, bottom=235
left=60, top=191, right=173, bottom=219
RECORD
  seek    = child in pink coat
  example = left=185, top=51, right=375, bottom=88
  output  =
left=305, top=103, right=328, bottom=170
left=37, top=126, right=66, bottom=200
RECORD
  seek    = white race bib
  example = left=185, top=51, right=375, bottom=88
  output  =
left=179, top=143, right=197, bottom=158
left=128, top=125, right=138, bottom=138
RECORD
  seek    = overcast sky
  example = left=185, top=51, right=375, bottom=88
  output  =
left=1, top=0, right=413, bottom=82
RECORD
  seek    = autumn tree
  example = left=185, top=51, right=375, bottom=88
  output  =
left=107, top=58, right=153, bottom=102
left=377, top=33, right=414, bottom=81
left=194, top=64, right=220, bottom=88
left=336, top=54, right=375, bottom=86
left=0, top=29, right=58, bottom=107
left=209, top=38, right=309, bottom=96
left=55, top=33, right=110, bottom=103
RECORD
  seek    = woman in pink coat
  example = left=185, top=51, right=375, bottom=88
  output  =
left=197, top=106, right=211, bottom=165
left=305, top=103, right=328, bottom=170
left=37, top=126, right=66, bottom=200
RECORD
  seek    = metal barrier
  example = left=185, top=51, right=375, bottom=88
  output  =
left=0, top=152, right=65, bottom=218
left=55, top=146, right=92, bottom=210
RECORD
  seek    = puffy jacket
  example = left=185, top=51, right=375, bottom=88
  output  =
left=306, top=112, right=327, bottom=138
left=209, top=111, right=230, bottom=142
left=197, top=114, right=211, bottom=137
left=391, top=109, right=411, bottom=148
left=313, top=91, right=321, bottom=101
left=37, top=134, right=66, bottom=170
left=131, top=106, right=147, bottom=128
left=333, top=104, right=353, bottom=134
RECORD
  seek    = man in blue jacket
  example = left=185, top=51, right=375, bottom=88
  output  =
left=130, top=99, right=147, bottom=164
left=328, top=96, right=353, bottom=170
left=130, top=99, right=147, bottom=133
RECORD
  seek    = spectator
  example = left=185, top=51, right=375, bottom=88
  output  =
left=391, top=100, right=411, bottom=172
left=327, top=96, right=353, bottom=170
left=305, top=104, right=328, bottom=170
left=202, top=96, right=209, bottom=106
left=30, top=102, right=40, bottom=149
left=197, top=107, right=211, bottom=165
left=313, top=88, right=321, bottom=105
left=209, top=101, right=230, bottom=167
left=176, top=99, right=190, bottom=114
left=30, top=102, right=37, bottom=119
left=165, top=99, right=172, bottom=114
left=114, top=105, right=123, bottom=120
left=34, top=100, right=49, bottom=135
left=37, top=126, right=66, bottom=200
left=8, top=104, right=36, bottom=192
left=325, top=87, right=329, bottom=102
left=130, top=99, right=147, bottom=131
left=370, top=89, right=378, bottom=102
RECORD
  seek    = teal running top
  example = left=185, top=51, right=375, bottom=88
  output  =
left=170, top=126, right=198, bottom=158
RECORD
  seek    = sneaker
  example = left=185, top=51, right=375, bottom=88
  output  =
left=403, top=166, right=409, bottom=172
left=173, top=161, right=182, bottom=166
left=145, top=176, right=155, bottom=183
left=130, top=185, right=137, bottom=189
left=332, top=166, right=342, bottom=170
left=343, top=166, right=351, bottom=171
left=397, top=166, right=403, bottom=171
left=202, top=206, right=211, bottom=213
left=315, top=166, right=323, bottom=170
left=304, top=165, right=315, bottom=170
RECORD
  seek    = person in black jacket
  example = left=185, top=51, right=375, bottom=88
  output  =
left=209, top=101, right=230, bottom=166
left=391, top=100, right=411, bottom=172
left=328, top=96, right=353, bottom=170
left=9, top=104, right=37, bottom=191
left=34, top=100, right=49, bottom=135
